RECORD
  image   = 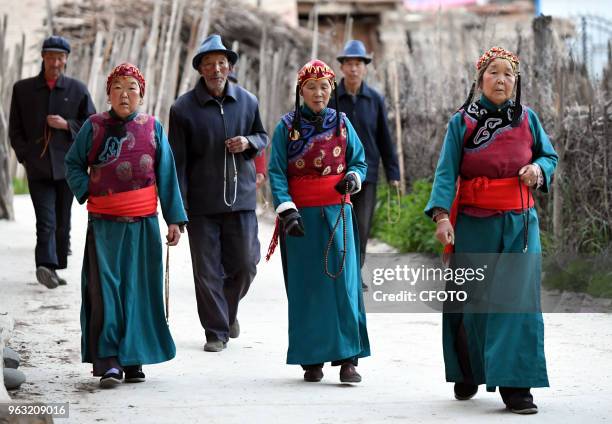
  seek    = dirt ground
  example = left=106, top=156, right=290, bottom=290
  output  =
left=1, top=195, right=611, bottom=423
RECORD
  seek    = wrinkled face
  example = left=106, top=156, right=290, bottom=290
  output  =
left=480, top=58, right=516, bottom=105
left=340, top=58, right=367, bottom=86
left=109, top=76, right=141, bottom=118
left=42, top=51, right=67, bottom=79
left=198, top=52, right=230, bottom=96
left=301, top=78, right=332, bottom=113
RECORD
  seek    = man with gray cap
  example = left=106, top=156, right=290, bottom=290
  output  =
left=330, top=39, right=401, bottom=291
left=9, top=35, right=95, bottom=289
left=169, top=34, right=268, bottom=352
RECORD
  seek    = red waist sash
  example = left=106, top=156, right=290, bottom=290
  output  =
left=445, top=176, right=533, bottom=255
left=456, top=176, right=534, bottom=210
left=266, top=174, right=351, bottom=262
left=288, top=174, right=351, bottom=208
left=87, top=184, right=158, bottom=217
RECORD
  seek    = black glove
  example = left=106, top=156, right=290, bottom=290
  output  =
left=334, top=173, right=358, bottom=195
left=279, top=208, right=305, bottom=237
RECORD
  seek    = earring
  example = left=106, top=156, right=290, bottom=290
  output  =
left=139, top=99, right=144, bottom=105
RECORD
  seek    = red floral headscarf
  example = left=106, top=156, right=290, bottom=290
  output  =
left=476, top=46, right=519, bottom=72
left=106, top=63, right=146, bottom=97
left=460, top=46, right=522, bottom=127
left=297, top=59, right=336, bottom=88
left=290, top=59, right=340, bottom=141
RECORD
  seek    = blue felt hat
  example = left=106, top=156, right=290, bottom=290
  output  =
left=42, top=35, right=71, bottom=54
left=336, top=40, right=371, bottom=64
left=192, top=34, right=238, bottom=70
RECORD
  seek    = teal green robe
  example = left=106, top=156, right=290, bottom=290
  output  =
left=65, top=112, right=187, bottom=368
left=268, top=108, right=371, bottom=365
left=425, top=97, right=558, bottom=390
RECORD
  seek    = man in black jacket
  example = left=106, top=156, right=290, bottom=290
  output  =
left=9, top=35, right=96, bottom=289
left=331, top=40, right=401, bottom=291
left=169, top=34, right=268, bottom=352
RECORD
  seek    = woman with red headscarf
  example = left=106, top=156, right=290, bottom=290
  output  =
left=268, top=60, right=370, bottom=383
left=425, top=47, right=558, bottom=413
left=65, top=63, right=187, bottom=388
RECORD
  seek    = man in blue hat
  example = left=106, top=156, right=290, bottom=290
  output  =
left=169, top=34, right=268, bottom=352
left=330, top=39, right=401, bottom=291
left=9, top=35, right=96, bottom=289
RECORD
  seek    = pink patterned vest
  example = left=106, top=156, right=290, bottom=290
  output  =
left=87, top=112, right=157, bottom=197
left=460, top=102, right=533, bottom=179
left=459, top=101, right=533, bottom=216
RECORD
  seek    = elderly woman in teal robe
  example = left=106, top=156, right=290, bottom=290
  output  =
left=267, top=59, right=370, bottom=383
left=65, top=63, right=187, bottom=388
left=425, top=47, right=558, bottom=414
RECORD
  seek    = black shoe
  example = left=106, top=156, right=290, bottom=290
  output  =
left=100, top=369, right=123, bottom=388
left=52, top=270, right=67, bottom=286
left=339, top=363, right=362, bottom=383
left=500, top=387, right=538, bottom=414
left=454, top=382, right=478, bottom=400
left=361, top=282, right=369, bottom=292
left=303, top=366, right=323, bottom=382
left=229, top=319, right=240, bottom=338
left=203, top=340, right=227, bottom=352
left=124, top=366, right=145, bottom=383
left=36, top=266, right=59, bottom=289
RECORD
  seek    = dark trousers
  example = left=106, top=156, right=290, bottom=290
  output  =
left=27, top=177, right=73, bottom=270
left=351, top=182, right=377, bottom=268
left=187, top=211, right=260, bottom=342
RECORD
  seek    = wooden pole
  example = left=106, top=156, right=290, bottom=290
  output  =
left=552, top=66, right=565, bottom=245
left=143, top=0, right=162, bottom=112
left=0, top=14, right=15, bottom=220
left=87, top=31, right=104, bottom=106
left=390, top=59, right=405, bottom=193
left=155, top=0, right=180, bottom=118
left=258, top=25, right=268, bottom=126
left=311, top=2, right=319, bottom=60
left=178, top=0, right=213, bottom=96
left=45, top=0, right=55, bottom=35
left=343, top=14, right=353, bottom=45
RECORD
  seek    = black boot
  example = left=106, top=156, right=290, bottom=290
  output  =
left=35, top=266, right=59, bottom=289
left=339, top=363, right=362, bottom=383
left=454, top=382, right=478, bottom=400
left=52, top=270, right=67, bottom=286
left=124, top=365, right=145, bottom=383
left=100, top=368, right=123, bottom=388
left=303, top=365, right=323, bottom=382
left=500, top=387, right=538, bottom=414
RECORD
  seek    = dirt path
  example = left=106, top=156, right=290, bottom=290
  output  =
left=1, top=195, right=611, bottom=423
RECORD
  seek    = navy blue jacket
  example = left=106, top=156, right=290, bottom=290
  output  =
left=169, top=79, right=268, bottom=215
left=330, top=79, right=400, bottom=184
left=9, top=71, right=95, bottom=181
